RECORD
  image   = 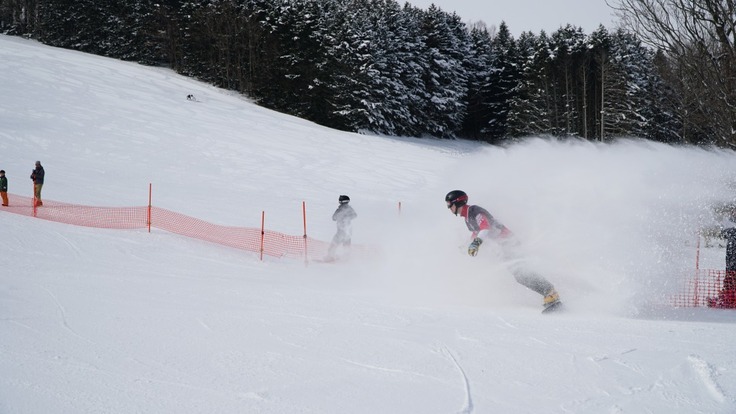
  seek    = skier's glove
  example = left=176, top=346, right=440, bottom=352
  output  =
left=468, top=237, right=483, bottom=256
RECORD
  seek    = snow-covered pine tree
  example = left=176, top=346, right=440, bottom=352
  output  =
left=547, top=25, right=587, bottom=137
left=415, top=5, right=469, bottom=138
left=506, top=30, right=554, bottom=138
left=483, top=22, right=520, bottom=142
left=459, top=23, right=494, bottom=140
left=599, top=29, right=655, bottom=139
left=323, top=0, right=412, bottom=134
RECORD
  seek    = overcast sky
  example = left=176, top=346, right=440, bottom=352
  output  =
left=407, top=0, right=619, bottom=36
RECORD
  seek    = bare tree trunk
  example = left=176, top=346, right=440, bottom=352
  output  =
left=610, top=0, right=736, bottom=145
left=582, top=65, right=588, bottom=138
left=600, top=51, right=606, bottom=141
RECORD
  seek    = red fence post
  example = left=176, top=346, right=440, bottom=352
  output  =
left=693, top=234, right=700, bottom=307
left=260, top=211, right=265, bottom=261
left=303, top=201, right=308, bottom=264
left=693, top=270, right=700, bottom=307
left=147, top=183, right=152, bottom=233
left=32, top=181, right=37, bottom=217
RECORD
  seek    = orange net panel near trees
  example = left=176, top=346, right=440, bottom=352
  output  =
left=2, top=193, right=333, bottom=259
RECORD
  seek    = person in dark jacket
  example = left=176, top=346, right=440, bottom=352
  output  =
left=718, top=206, right=736, bottom=307
left=325, top=195, right=357, bottom=261
left=722, top=226, right=736, bottom=294
left=30, top=160, right=44, bottom=206
left=0, top=170, right=7, bottom=206
left=445, top=190, right=561, bottom=311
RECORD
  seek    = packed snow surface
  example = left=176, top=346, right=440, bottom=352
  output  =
left=1, top=35, right=736, bottom=413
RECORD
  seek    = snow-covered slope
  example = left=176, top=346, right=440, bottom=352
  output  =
left=1, top=35, right=736, bottom=413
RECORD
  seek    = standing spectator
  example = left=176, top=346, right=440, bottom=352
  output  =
left=324, top=195, right=357, bottom=262
left=30, top=160, right=44, bottom=206
left=705, top=204, right=736, bottom=308
left=723, top=228, right=736, bottom=273
left=718, top=206, right=736, bottom=307
left=0, top=170, right=7, bottom=206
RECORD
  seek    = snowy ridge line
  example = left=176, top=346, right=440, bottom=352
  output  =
left=0, top=192, right=371, bottom=260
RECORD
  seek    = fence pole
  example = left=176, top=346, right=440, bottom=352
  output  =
left=32, top=181, right=37, bottom=217
left=260, top=211, right=265, bottom=261
left=695, top=233, right=700, bottom=270
left=693, top=233, right=701, bottom=307
left=147, top=183, right=152, bottom=233
left=398, top=201, right=402, bottom=215
left=303, top=201, right=308, bottom=264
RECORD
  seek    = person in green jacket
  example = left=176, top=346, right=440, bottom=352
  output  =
left=0, top=170, right=7, bottom=206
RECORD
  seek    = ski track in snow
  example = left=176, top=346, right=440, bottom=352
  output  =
left=39, top=284, right=95, bottom=346
left=441, top=346, right=474, bottom=414
left=52, top=230, right=83, bottom=259
left=336, top=355, right=445, bottom=383
left=495, top=316, right=519, bottom=329
left=688, top=354, right=728, bottom=404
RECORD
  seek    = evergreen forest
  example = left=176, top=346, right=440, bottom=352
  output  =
left=1, top=0, right=734, bottom=146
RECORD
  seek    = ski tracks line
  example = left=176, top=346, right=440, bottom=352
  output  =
left=39, top=285, right=96, bottom=346
left=687, top=354, right=731, bottom=405
left=441, top=345, right=474, bottom=414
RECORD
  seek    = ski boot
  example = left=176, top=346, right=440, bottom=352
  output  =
left=542, top=288, right=562, bottom=313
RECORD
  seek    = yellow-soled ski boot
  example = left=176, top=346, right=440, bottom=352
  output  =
left=543, top=289, right=559, bottom=305
left=542, top=289, right=562, bottom=313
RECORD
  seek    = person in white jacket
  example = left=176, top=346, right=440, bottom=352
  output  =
left=325, top=195, right=357, bottom=261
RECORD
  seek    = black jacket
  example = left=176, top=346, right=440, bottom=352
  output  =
left=31, top=166, right=44, bottom=184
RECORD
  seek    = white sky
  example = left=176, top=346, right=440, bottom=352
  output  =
left=408, top=0, right=619, bottom=36
left=2, top=34, right=736, bottom=413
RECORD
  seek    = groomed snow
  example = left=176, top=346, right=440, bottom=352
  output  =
left=1, top=35, right=735, bottom=413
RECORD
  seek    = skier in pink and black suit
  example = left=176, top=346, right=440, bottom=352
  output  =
left=445, top=190, right=561, bottom=309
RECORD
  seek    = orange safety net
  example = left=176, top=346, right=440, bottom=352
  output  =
left=670, top=269, right=736, bottom=308
left=151, top=206, right=330, bottom=259
left=1, top=193, right=334, bottom=259
left=2, top=194, right=148, bottom=229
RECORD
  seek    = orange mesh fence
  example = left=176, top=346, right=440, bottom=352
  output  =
left=670, top=269, right=736, bottom=308
left=1, top=193, right=339, bottom=260
left=151, top=206, right=331, bottom=258
left=2, top=194, right=148, bottom=229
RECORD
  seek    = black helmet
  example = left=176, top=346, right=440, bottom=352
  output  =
left=338, top=195, right=350, bottom=204
left=445, top=190, right=468, bottom=210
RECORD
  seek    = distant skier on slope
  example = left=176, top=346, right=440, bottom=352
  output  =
left=324, top=195, right=357, bottom=262
left=445, top=190, right=562, bottom=312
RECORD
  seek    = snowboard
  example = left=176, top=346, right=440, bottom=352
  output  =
left=542, top=300, right=564, bottom=314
